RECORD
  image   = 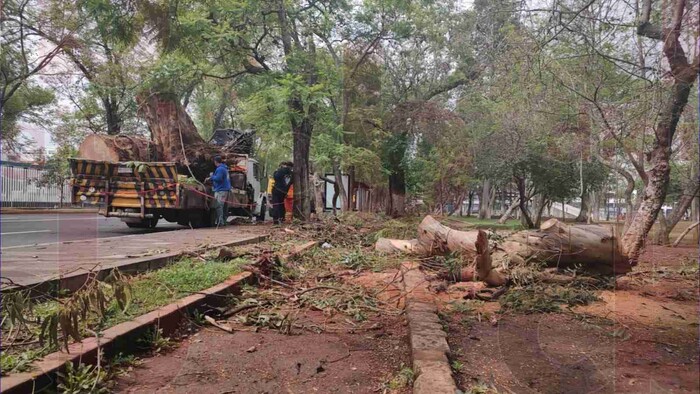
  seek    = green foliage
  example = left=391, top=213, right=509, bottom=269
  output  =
left=499, top=285, right=599, bottom=314
left=138, top=327, right=174, bottom=353
left=387, top=365, right=414, bottom=389
left=0, top=349, right=43, bottom=376
left=0, top=83, right=55, bottom=150
left=57, top=362, right=109, bottom=394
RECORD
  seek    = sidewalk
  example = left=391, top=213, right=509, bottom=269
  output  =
left=0, top=226, right=268, bottom=291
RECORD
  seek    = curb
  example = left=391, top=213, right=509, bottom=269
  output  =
left=400, top=262, right=457, bottom=394
left=0, top=271, right=254, bottom=394
left=3, top=234, right=269, bottom=295
left=0, top=208, right=99, bottom=215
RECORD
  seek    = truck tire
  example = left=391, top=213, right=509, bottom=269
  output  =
left=126, top=218, right=159, bottom=228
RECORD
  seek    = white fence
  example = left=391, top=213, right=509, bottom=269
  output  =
left=1, top=162, right=72, bottom=207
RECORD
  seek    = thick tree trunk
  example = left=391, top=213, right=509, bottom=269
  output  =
left=623, top=0, right=697, bottom=263
left=478, top=179, right=492, bottom=219
left=78, top=134, right=159, bottom=162
left=377, top=216, right=631, bottom=282
left=387, top=171, right=406, bottom=218
left=621, top=83, right=692, bottom=262
left=136, top=94, right=224, bottom=180
left=575, top=192, right=589, bottom=222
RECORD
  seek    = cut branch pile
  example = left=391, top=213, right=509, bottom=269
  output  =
left=376, top=215, right=632, bottom=286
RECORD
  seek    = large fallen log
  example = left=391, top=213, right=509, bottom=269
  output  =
left=376, top=216, right=632, bottom=285
left=377, top=216, right=506, bottom=286
left=78, top=134, right=159, bottom=162
left=495, top=218, right=631, bottom=275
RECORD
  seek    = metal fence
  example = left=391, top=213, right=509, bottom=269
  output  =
left=1, top=162, right=72, bottom=207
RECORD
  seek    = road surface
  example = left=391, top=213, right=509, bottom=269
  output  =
left=0, top=213, right=183, bottom=249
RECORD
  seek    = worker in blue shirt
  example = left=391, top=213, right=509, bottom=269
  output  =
left=206, top=155, right=231, bottom=226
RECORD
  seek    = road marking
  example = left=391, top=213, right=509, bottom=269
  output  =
left=1, top=230, right=51, bottom=236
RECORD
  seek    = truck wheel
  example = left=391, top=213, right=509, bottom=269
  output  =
left=126, top=218, right=159, bottom=228
left=257, top=198, right=267, bottom=222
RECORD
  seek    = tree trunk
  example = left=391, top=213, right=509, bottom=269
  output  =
left=103, top=97, right=122, bottom=135
left=533, top=195, right=547, bottom=228
left=136, top=93, right=225, bottom=180
left=313, top=172, right=325, bottom=219
left=652, top=185, right=699, bottom=245
left=466, top=191, right=474, bottom=217
left=291, top=114, right=312, bottom=220
left=673, top=221, right=700, bottom=247
left=575, top=192, right=589, bottom=222
left=78, top=134, right=159, bottom=162
left=415, top=216, right=505, bottom=286
left=622, top=0, right=697, bottom=263
left=498, top=198, right=520, bottom=224
left=387, top=170, right=406, bottom=218
left=478, top=179, right=491, bottom=219
left=516, top=177, right=535, bottom=228
left=332, top=162, right=347, bottom=212
left=621, top=83, right=692, bottom=262
left=376, top=216, right=631, bottom=282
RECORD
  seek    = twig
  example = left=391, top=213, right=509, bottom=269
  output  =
left=221, top=301, right=269, bottom=318
left=294, top=286, right=344, bottom=297
left=204, top=316, right=234, bottom=333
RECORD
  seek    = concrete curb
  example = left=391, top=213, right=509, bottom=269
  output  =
left=0, top=208, right=99, bottom=215
left=4, top=234, right=269, bottom=295
left=401, top=262, right=457, bottom=394
left=0, top=271, right=254, bottom=394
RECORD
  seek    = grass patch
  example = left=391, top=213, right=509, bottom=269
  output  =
left=1, top=257, right=245, bottom=376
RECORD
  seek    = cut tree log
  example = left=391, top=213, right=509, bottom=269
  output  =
left=378, top=216, right=506, bottom=286
left=78, top=134, right=159, bottom=162
left=375, top=238, right=419, bottom=254
left=375, top=215, right=632, bottom=283
left=494, top=218, right=631, bottom=275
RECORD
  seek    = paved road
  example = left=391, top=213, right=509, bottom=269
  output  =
left=0, top=213, right=183, bottom=249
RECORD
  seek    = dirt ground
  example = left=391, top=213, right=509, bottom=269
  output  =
left=446, top=244, right=699, bottom=393
left=114, top=310, right=410, bottom=394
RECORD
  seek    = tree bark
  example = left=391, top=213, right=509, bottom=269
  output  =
left=516, top=176, right=535, bottom=228
left=466, top=191, right=474, bottom=217
left=332, top=162, right=347, bottom=212
left=652, top=185, right=699, bottom=245
left=387, top=170, right=406, bottom=218
left=498, top=198, right=520, bottom=224
left=575, top=192, right=589, bottom=222
left=376, top=216, right=631, bottom=282
left=622, top=0, right=698, bottom=263
left=136, top=94, right=224, bottom=180
left=478, top=179, right=492, bottom=219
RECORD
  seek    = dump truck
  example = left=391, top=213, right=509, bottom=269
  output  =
left=69, top=154, right=267, bottom=228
